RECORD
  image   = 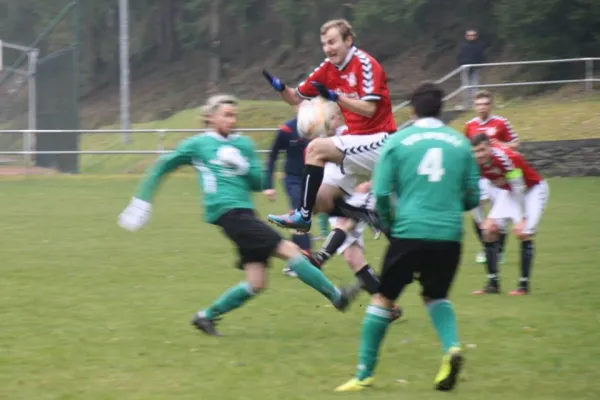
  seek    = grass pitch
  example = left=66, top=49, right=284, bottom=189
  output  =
left=1, top=176, right=599, bottom=399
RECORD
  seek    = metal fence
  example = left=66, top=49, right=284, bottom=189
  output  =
left=392, top=57, right=600, bottom=111
left=0, top=57, right=598, bottom=173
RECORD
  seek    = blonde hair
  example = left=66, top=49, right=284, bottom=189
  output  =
left=320, top=19, right=356, bottom=41
left=202, top=94, right=239, bottom=125
left=474, top=90, right=492, bottom=101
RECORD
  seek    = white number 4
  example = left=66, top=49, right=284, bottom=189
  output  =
left=418, top=148, right=445, bottom=182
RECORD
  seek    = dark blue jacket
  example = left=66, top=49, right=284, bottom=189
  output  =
left=457, top=40, right=485, bottom=66
left=264, top=118, right=308, bottom=189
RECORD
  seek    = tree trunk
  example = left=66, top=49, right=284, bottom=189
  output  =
left=158, top=0, right=176, bottom=61
left=208, top=0, right=221, bottom=93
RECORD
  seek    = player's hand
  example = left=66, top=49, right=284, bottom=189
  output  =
left=263, top=189, right=276, bottom=202
left=262, top=70, right=286, bottom=93
left=311, top=81, right=339, bottom=102
left=118, top=198, right=152, bottom=232
left=355, top=181, right=373, bottom=193
left=513, top=219, right=527, bottom=239
left=217, top=146, right=249, bottom=174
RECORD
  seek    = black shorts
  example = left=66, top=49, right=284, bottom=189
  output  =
left=379, top=238, right=462, bottom=301
left=215, top=208, right=282, bottom=269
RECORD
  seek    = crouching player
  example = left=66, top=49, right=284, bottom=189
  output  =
left=336, top=82, right=480, bottom=392
left=117, top=94, right=361, bottom=336
left=470, top=133, right=549, bottom=295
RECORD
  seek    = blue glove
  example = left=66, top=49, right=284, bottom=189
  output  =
left=311, top=81, right=339, bottom=102
left=262, top=69, right=286, bottom=93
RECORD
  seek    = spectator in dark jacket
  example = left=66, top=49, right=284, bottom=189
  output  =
left=458, top=29, right=485, bottom=105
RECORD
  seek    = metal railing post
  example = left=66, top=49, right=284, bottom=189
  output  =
left=585, top=58, right=593, bottom=92
left=156, top=129, right=166, bottom=151
left=460, top=65, right=470, bottom=109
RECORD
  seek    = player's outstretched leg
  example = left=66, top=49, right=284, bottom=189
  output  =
left=193, top=263, right=266, bottom=336
left=282, top=233, right=310, bottom=278
left=427, top=298, right=464, bottom=391
left=268, top=138, right=350, bottom=232
left=305, top=223, right=404, bottom=322
left=278, top=240, right=361, bottom=311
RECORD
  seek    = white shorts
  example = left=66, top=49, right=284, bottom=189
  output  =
left=488, top=180, right=549, bottom=235
left=327, top=191, right=375, bottom=255
left=323, top=132, right=389, bottom=194
left=479, top=177, right=504, bottom=204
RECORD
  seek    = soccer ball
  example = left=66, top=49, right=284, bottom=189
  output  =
left=296, top=97, right=338, bottom=139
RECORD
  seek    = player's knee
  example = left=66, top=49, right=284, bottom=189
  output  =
left=343, top=245, right=366, bottom=272
left=421, top=290, right=447, bottom=303
left=371, top=293, right=394, bottom=309
left=305, top=138, right=327, bottom=162
left=354, top=181, right=372, bottom=194
left=336, top=217, right=355, bottom=233
left=482, top=219, right=499, bottom=242
left=306, top=137, right=342, bottom=164
left=275, top=240, right=301, bottom=260
left=244, top=263, right=268, bottom=293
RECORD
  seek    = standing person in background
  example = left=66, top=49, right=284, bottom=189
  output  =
left=457, top=29, right=485, bottom=106
left=465, top=90, right=519, bottom=265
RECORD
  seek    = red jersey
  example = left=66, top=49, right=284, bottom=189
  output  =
left=296, top=46, right=396, bottom=135
left=465, top=116, right=518, bottom=143
left=481, top=145, right=542, bottom=190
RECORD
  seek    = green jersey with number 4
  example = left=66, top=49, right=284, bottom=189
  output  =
left=135, top=132, right=264, bottom=223
left=372, top=118, right=480, bottom=242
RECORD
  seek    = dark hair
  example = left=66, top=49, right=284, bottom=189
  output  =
left=410, top=81, right=444, bottom=118
left=470, top=133, right=490, bottom=146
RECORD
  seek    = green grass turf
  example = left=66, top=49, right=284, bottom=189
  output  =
left=1, top=175, right=599, bottom=399
left=78, top=95, right=600, bottom=174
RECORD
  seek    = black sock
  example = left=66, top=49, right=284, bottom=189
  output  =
left=498, top=233, right=508, bottom=254
left=299, top=165, right=324, bottom=221
left=473, top=220, right=484, bottom=245
left=318, top=228, right=347, bottom=262
left=520, top=240, right=534, bottom=288
left=484, top=241, right=499, bottom=285
left=330, top=197, right=379, bottom=227
left=355, top=265, right=381, bottom=295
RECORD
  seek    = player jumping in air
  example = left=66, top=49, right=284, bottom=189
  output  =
left=262, top=19, right=396, bottom=244
left=465, top=90, right=519, bottom=264
left=335, top=82, right=480, bottom=392
left=263, top=111, right=332, bottom=277
left=117, top=94, right=361, bottom=336
left=470, top=133, right=549, bottom=295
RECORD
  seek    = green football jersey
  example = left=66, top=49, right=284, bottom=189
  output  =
left=372, top=118, right=480, bottom=242
left=136, top=132, right=264, bottom=223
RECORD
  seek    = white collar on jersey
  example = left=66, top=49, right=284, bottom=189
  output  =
left=334, top=46, right=357, bottom=70
left=206, top=131, right=241, bottom=141
left=476, top=115, right=493, bottom=125
left=413, top=118, right=444, bottom=128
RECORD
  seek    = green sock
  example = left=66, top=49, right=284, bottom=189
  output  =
left=356, top=305, right=393, bottom=380
left=288, top=255, right=341, bottom=303
left=427, top=299, right=460, bottom=353
left=202, top=282, right=255, bottom=319
left=318, top=213, right=330, bottom=236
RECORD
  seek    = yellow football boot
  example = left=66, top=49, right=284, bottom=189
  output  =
left=334, top=377, right=375, bottom=392
left=434, top=346, right=464, bottom=391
